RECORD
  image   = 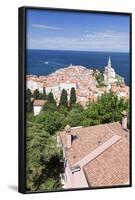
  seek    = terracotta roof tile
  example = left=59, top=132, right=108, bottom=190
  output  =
left=60, top=122, right=129, bottom=167
left=83, top=138, right=129, bottom=187
left=33, top=100, right=47, bottom=106
left=59, top=122, right=129, bottom=187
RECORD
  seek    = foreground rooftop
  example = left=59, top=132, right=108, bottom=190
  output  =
left=59, top=122, right=129, bottom=187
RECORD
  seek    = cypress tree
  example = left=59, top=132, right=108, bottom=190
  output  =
left=26, top=89, right=33, bottom=112
left=26, top=99, right=33, bottom=113
left=43, top=87, right=47, bottom=99
left=33, top=89, right=40, bottom=100
left=47, top=92, right=56, bottom=105
left=69, top=87, right=77, bottom=108
left=26, top=88, right=32, bottom=99
left=39, top=92, right=43, bottom=100
left=59, top=89, right=68, bottom=108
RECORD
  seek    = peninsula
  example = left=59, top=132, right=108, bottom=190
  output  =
left=26, top=57, right=129, bottom=106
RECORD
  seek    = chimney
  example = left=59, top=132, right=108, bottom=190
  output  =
left=65, top=125, right=72, bottom=149
left=67, top=134, right=72, bottom=149
left=122, top=111, right=128, bottom=129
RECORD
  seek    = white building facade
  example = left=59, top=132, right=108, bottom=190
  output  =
left=33, top=105, right=42, bottom=116
left=33, top=100, right=46, bottom=116
left=27, top=79, right=43, bottom=93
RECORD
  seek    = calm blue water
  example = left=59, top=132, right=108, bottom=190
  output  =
left=26, top=49, right=130, bottom=85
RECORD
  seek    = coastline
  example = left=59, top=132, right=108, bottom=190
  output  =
left=26, top=49, right=130, bottom=85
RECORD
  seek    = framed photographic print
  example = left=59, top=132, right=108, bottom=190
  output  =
left=19, top=6, right=132, bottom=194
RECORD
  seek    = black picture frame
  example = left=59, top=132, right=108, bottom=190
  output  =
left=19, top=6, right=132, bottom=194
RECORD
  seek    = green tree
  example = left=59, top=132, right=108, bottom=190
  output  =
left=83, top=92, right=129, bottom=126
left=26, top=121, right=64, bottom=191
left=43, top=87, right=47, bottom=100
left=59, top=89, right=68, bottom=108
left=26, top=99, right=33, bottom=113
left=95, top=92, right=128, bottom=123
left=82, top=103, right=101, bottom=126
left=64, top=111, right=84, bottom=127
left=43, top=111, right=65, bottom=134
left=95, top=72, right=106, bottom=87
left=26, top=89, right=33, bottom=113
left=33, top=89, right=40, bottom=100
left=26, top=88, right=33, bottom=99
left=69, top=87, right=77, bottom=108
left=47, top=92, right=56, bottom=105
left=42, top=101, right=57, bottom=112
left=38, top=92, right=44, bottom=100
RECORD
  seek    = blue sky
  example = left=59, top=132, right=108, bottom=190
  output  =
left=26, top=9, right=130, bottom=52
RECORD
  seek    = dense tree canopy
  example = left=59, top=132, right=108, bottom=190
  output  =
left=59, top=89, right=68, bottom=108
left=26, top=119, right=64, bottom=191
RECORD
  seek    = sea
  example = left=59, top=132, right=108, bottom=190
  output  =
left=26, top=49, right=130, bottom=85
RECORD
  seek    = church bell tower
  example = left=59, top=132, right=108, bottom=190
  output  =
left=108, top=56, right=111, bottom=69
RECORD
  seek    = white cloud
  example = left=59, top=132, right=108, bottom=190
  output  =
left=32, top=24, right=61, bottom=30
left=27, top=30, right=129, bottom=52
left=82, top=30, right=129, bottom=41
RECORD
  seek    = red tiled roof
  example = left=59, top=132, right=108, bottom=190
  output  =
left=59, top=122, right=129, bottom=186
left=84, top=138, right=129, bottom=187
left=33, top=100, right=47, bottom=106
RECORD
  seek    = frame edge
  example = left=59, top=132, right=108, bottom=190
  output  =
left=18, top=6, right=26, bottom=194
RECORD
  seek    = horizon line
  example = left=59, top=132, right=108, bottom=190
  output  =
left=26, top=48, right=129, bottom=53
